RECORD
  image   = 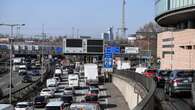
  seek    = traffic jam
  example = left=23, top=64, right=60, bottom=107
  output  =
left=13, top=59, right=108, bottom=110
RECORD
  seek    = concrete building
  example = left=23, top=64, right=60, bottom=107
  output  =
left=101, top=33, right=109, bottom=41
left=155, top=0, right=195, bottom=69
left=108, top=27, right=114, bottom=41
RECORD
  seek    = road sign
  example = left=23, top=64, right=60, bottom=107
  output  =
left=104, top=53, right=113, bottom=68
left=112, top=47, right=120, bottom=54
left=125, top=47, right=139, bottom=54
left=104, top=47, right=120, bottom=54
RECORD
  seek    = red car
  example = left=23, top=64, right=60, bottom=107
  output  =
left=144, top=69, right=157, bottom=78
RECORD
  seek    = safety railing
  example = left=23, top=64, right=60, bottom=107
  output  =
left=0, top=63, right=50, bottom=104
left=113, top=69, right=156, bottom=110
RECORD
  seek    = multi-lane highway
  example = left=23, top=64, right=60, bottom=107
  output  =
left=156, top=88, right=193, bottom=110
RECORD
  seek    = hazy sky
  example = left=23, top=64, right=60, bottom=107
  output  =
left=0, top=0, right=155, bottom=38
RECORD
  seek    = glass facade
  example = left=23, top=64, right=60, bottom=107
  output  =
left=155, top=0, right=195, bottom=16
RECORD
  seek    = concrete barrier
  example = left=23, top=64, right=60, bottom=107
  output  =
left=113, top=70, right=156, bottom=110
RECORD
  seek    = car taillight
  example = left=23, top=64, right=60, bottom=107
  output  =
left=173, top=79, right=181, bottom=86
left=157, top=76, right=162, bottom=80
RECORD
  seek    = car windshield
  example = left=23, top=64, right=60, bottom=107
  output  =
left=91, top=90, right=98, bottom=94
left=35, top=97, right=44, bottom=101
left=46, top=106, right=61, bottom=110
left=43, top=89, right=51, bottom=92
left=176, top=71, right=193, bottom=78
left=159, top=71, right=171, bottom=76
left=16, top=104, right=28, bottom=108
left=146, top=70, right=156, bottom=73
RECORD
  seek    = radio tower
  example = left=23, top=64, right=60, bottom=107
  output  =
left=120, top=0, right=127, bottom=39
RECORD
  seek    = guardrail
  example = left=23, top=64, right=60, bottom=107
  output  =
left=0, top=63, right=50, bottom=104
left=113, top=69, right=156, bottom=110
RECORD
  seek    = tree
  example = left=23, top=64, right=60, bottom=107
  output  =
left=136, top=22, right=170, bottom=37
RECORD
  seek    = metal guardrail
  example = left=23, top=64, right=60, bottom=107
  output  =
left=0, top=63, right=50, bottom=104
left=114, top=69, right=156, bottom=110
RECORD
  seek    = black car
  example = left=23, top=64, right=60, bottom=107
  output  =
left=155, top=70, right=172, bottom=87
left=22, top=75, right=33, bottom=83
left=34, top=96, right=48, bottom=108
left=60, top=95, right=73, bottom=105
left=164, top=70, right=193, bottom=97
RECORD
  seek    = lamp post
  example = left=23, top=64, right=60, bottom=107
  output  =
left=0, top=23, right=25, bottom=104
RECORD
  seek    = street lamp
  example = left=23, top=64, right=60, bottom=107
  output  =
left=0, top=23, right=25, bottom=104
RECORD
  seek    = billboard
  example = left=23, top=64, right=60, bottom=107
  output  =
left=66, top=39, right=82, bottom=47
left=87, top=39, right=103, bottom=53
left=125, top=47, right=139, bottom=54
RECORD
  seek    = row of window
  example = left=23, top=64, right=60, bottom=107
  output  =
left=180, top=45, right=195, bottom=50
left=162, top=38, right=174, bottom=42
left=162, top=51, right=174, bottom=58
left=162, top=45, right=174, bottom=48
left=155, top=0, right=195, bottom=16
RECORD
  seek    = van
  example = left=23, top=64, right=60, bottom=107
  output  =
left=45, top=101, right=64, bottom=110
left=18, top=65, right=27, bottom=75
left=0, top=104, right=14, bottom=110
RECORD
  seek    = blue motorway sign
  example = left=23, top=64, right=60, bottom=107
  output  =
left=55, top=47, right=63, bottom=54
left=104, top=47, right=120, bottom=54
left=112, top=47, right=120, bottom=54
left=104, top=53, right=113, bottom=68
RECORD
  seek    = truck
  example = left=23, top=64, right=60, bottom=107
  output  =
left=84, top=64, right=98, bottom=84
left=68, top=74, right=79, bottom=87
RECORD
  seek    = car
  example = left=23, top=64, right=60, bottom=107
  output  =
left=54, top=90, right=65, bottom=97
left=31, top=69, right=40, bottom=76
left=164, top=70, right=193, bottom=97
left=22, top=75, right=33, bottom=83
left=155, top=70, right=172, bottom=87
left=64, top=87, right=74, bottom=95
left=89, top=86, right=99, bottom=96
left=70, top=103, right=101, bottom=110
left=60, top=95, right=73, bottom=105
left=85, top=93, right=99, bottom=103
left=143, top=69, right=157, bottom=78
left=33, top=96, right=48, bottom=108
left=0, top=104, right=14, bottom=110
left=45, top=101, right=65, bottom=110
left=15, top=102, right=34, bottom=110
left=40, top=88, right=55, bottom=97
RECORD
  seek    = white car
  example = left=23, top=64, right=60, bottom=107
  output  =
left=15, top=102, right=34, bottom=110
left=40, top=88, right=54, bottom=97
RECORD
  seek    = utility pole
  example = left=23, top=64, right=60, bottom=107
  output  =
left=0, top=23, right=25, bottom=104
left=41, top=24, right=45, bottom=83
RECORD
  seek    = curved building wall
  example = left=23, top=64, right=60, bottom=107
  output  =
left=155, top=0, right=195, bottom=16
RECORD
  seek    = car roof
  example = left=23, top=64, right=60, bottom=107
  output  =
left=70, top=103, right=98, bottom=108
left=46, top=101, right=64, bottom=106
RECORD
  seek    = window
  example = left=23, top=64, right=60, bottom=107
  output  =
left=162, top=38, right=174, bottom=42
left=186, top=45, right=192, bottom=49
left=162, top=45, right=174, bottom=48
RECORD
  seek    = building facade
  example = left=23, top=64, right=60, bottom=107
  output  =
left=155, top=0, right=195, bottom=69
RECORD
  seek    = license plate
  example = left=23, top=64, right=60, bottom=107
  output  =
left=183, top=80, right=188, bottom=83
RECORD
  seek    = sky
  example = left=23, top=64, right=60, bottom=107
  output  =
left=0, top=0, right=155, bottom=38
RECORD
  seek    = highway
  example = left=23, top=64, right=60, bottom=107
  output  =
left=155, top=88, right=193, bottom=110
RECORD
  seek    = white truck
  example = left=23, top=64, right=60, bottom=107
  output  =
left=18, top=65, right=27, bottom=75
left=68, top=74, right=79, bottom=87
left=84, top=64, right=98, bottom=83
